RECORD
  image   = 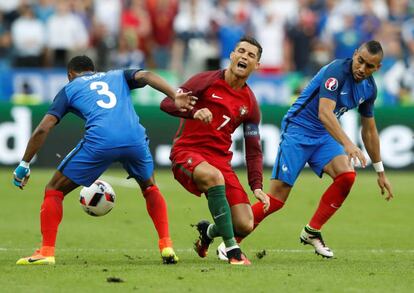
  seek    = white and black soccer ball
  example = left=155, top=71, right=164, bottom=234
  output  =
left=79, top=180, right=116, bottom=217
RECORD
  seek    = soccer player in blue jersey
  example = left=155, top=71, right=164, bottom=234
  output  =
left=12, top=55, right=196, bottom=265
left=219, top=40, right=394, bottom=260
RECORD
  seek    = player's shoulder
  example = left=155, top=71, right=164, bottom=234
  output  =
left=324, top=58, right=351, bottom=74
left=188, top=70, right=223, bottom=83
left=105, top=69, right=124, bottom=77
left=320, top=58, right=352, bottom=87
left=244, top=84, right=258, bottom=102
left=181, top=70, right=223, bottom=92
left=53, top=85, right=69, bottom=101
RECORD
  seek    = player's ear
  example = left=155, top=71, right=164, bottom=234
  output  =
left=230, top=51, right=235, bottom=61
left=67, top=70, right=75, bottom=81
left=68, top=69, right=80, bottom=81
left=376, top=62, right=382, bottom=71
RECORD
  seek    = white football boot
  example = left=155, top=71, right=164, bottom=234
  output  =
left=300, top=225, right=334, bottom=258
left=216, top=242, right=228, bottom=261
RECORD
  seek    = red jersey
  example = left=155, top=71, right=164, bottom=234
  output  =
left=161, top=70, right=263, bottom=191
left=173, top=70, right=260, bottom=157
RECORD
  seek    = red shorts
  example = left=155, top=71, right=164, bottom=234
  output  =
left=170, top=150, right=250, bottom=206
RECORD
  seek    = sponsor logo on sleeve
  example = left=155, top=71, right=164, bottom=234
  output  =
left=325, top=78, right=338, bottom=91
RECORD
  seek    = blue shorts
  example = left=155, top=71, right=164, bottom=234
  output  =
left=57, top=139, right=154, bottom=187
left=271, top=130, right=345, bottom=186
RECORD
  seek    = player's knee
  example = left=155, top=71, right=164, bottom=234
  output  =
left=234, top=221, right=254, bottom=237
left=198, top=169, right=224, bottom=189
left=335, top=171, right=356, bottom=193
left=45, top=184, right=57, bottom=192
left=210, top=170, right=224, bottom=186
left=142, top=184, right=160, bottom=198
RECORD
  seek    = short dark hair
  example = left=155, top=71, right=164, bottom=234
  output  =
left=67, top=55, right=95, bottom=73
left=236, top=36, right=263, bottom=61
left=360, top=40, right=383, bottom=57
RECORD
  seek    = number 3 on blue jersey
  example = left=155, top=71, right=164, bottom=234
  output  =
left=90, top=81, right=117, bottom=109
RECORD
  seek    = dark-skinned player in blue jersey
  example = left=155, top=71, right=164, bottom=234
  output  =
left=13, top=55, right=196, bottom=265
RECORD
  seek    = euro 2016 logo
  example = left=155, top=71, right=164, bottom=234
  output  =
left=325, top=78, right=338, bottom=91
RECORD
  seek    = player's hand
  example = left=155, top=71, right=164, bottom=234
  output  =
left=193, top=108, right=213, bottom=124
left=253, top=189, right=270, bottom=212
left=13, top=161, right=31, bottom=189
left=174, top=91, right=198, bottom=112
left=377, top=173, right=393, bottom=201
left=344, top=143, right=367, bottom=168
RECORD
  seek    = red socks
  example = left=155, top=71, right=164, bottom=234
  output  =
left=143, top=185, right=171, bottom=250
left=39, top=186, right=171, bottom=255
left=41, top=190, right=64, bottom=250
left=309, top=171, right=356, bottom=230
left=236, top=194, right=285, bottom=243
left=236, top=171, right=356, bottom=243
left=252, top=194, right=285, bottom=229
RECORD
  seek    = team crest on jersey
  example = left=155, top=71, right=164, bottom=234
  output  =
left=186, top=157, right=193, bottom=166
left=239, top=106, right=248, bottom=117
left=325, top=78, right=338, bottom=91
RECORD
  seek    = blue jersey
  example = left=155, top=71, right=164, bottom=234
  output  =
left=48, top=70, right=146, bottom=149
left=48, top=69, right=147, bottom=149
left=283, top=58, right=377, bottom=135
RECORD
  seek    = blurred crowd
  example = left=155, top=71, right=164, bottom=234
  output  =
left=0, top=0, right=414, bottom=105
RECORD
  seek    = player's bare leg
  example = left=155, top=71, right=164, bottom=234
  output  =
left=231, top=204, right=254, bottom=239
left=193, top=162, right=250, bottom=265
left=301, top=155, right=355, bottom=258
left=137, top=175, right=178, bottom=264
left=217, top=180, right=289, bottom=261
left=16, top=171, right=78, bottom=265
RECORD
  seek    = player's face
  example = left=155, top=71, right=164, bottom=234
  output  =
left=229, top=42, right=260, bottom=78
left=351, top=47, right=382, bottom=82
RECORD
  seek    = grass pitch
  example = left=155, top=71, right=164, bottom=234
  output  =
left=0, top=168, right=413, bottom=292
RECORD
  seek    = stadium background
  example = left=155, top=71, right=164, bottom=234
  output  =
left=0, top=0, right=413, bottom=170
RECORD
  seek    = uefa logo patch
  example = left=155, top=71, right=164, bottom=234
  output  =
left=325, top=77, right=338, bottom=91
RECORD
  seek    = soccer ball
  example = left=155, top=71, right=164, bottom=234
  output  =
left=79, top=180, right=116, bottom=217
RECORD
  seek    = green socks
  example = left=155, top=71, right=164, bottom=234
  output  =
left=206, top=185, right=237, bottom=248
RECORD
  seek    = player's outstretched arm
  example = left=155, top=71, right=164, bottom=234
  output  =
left=134, top=71, right=196, bottom=111
left=361, top=116, right=394, bottom=201
left=319, top=98, right=367, bottom=167
left=13, top=114, right=58, bottom=189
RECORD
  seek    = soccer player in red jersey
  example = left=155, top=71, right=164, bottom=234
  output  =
left=160, top=36, right=276, bottom=265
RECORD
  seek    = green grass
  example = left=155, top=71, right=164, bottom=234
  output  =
left=0, top=168, right=413, bottom=292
